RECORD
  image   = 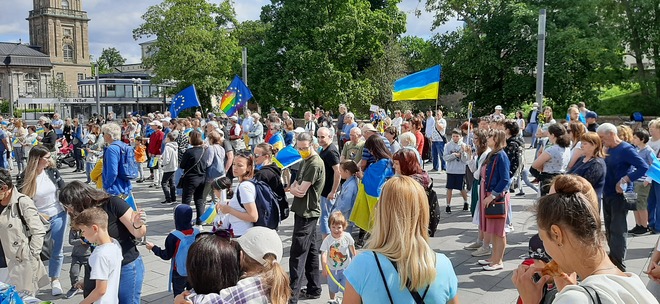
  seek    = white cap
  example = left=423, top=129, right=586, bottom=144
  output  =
left=149, top=120, right=162, bottom=127
left=235, top=227, right=283, bottom=266
left=362, top=123, right=377, bottom=133
left=229, top=116, right=239, bottom=121
left=160, top=117, right=171, bottom=123
left=495, top=105, right=503, bottom=110
left=207, top=121, right=219, bottom=129
left=293, top=127, right=305, bottom=133
left=532, top=102, right=539, bottom=107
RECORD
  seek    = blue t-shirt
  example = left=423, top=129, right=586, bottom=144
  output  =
left=345, top=251, right=458, bottom=304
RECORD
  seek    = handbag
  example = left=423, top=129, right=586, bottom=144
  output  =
left=16, top=196, right=53, bottom=261
left=484, top=156, right=507, bottom=219
left=148, top=156, right=159, bottom=169
left=177, top=147, right=206, bottom=189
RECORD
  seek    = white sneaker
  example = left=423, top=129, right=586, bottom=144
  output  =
left=464, top=242, right=483, bottom=250
left=471, top=247, right=492, bottom=257
left=51, top=280, right=63, bottom=296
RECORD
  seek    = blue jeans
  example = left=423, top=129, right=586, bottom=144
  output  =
left=431, top=141, right=446, bottom=171
left=119, top=256, right=145, bottom=304
left=48, top=211, right=68, bottom=278
left=320, top=196, right=333, bottom=235
left=603, top=195, right=629, bottom=271
left=648, top=182, right=660, bottom=231
left=174, top=168, right=183, bottom=196
left=85, top=161, right=95, bottom=183
left=526, top=122, right=539, bottom=147
left=14, top=146, right=25, bottom=173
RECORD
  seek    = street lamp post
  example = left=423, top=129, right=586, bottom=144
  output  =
left=132, top=78, right=142, bottom=115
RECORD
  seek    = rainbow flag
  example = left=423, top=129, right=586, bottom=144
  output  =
left=393, top=65, right=441, bottom=101
left=220, top=75, right=253, bottom=117
left=350, top=158, right=394, bottom=231
left=273, top=146, right=302, bottom=169
left=200, top=202, right=217, bottom=225
left=268, top=132, right=285, bottom=151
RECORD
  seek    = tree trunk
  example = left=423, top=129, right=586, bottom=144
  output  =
left=622, top=0, right=650, bottom=96
left=654, top=45, right=660, bottom=98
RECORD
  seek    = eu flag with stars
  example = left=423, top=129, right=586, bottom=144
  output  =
left=169, top=85, right=201, bottom=118
left=220, top=75, right=253, bottom=117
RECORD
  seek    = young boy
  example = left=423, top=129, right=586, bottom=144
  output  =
left=160, top=132, right=179, bottom=205
left=629, top=129, right=656, bottom=235
left=320, top=212, right=357, bottom=304
left=65, top=227, right=91, bottom=299
left=75, top=208, right=122, bottom=304
left=443, top=129, right=469, bottom=213
left=146, top=204, right=199, bottom=296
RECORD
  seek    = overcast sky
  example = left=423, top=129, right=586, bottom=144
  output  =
left=0, top=0, right=461, bottom=64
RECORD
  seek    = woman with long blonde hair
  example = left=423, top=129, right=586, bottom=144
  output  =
left=343, top=176, right=459, bottom=303
left=15, top=145, right=67, bottom=296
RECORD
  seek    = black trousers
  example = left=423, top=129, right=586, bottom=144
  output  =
left=288, top=215, right=321, bottom=303
left=181, top=175, right=206, bottom=225
left=161, top=171, right=176, bottom=203
left=74, top=147, right=84, bottom=170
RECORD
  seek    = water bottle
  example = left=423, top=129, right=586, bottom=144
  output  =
left=620, top=181, right=628, bottom=192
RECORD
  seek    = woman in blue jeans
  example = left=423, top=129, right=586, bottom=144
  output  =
left=16, top=145, right=67, bottom=296
left=60, top=181, right=147, bottom=303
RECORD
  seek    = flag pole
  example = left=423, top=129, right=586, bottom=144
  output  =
left=435, top=64, right=441, bottom=112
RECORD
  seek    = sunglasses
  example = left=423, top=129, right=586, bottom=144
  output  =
left=197, top=228, right=235, bottom=240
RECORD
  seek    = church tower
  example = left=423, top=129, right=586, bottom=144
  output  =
left=27, top=0, right=91, bottom=97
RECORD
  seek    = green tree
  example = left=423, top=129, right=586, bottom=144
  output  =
left=133, top=0, right=240, bottom=111
left=252, top=0, right=407, bottom=116
left=426, top=0, right=625, bottom=115
left=364, top=39, right=408, bottom=113
left=399, top=36, right=442, bottom=73
left=95, top=47, right=126, bottom=74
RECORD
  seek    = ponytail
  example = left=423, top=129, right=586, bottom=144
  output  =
left=263, top=255, right=291, bottom=304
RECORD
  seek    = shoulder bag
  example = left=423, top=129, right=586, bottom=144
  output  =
left=177, top=147, right=206, bottom=189
left=16, top=196, right=53, bottom=261
left=484, top=156, right=507, bottom=219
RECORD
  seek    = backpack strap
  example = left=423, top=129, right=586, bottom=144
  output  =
left=580, top=285, right=602, bottom=304
left=373, top=252, right=394, bottom=304
left=373, top=251, right=430, bottom=304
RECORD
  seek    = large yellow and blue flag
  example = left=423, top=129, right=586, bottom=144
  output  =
left=220, top=76, right=253, bottom=117
left=350, top=158, right=394, bottom=231
left=169, top=85, right=201, bottom=118
left=392, top=65, right=441, bottom=101
left=273, top=146, right=302, bottom=169
left=268, top=132, right=285, bottom=151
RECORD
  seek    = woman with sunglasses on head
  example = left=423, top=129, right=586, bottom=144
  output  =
left=175, top=227, right=291, bottom=304
left=0, top=168, right=49, bottom=296
left=15, top=145, right=67, bottom=295
left=513, top=177, right=657, bottom=303
left=59, top=181, right=147, bottom=303
left=214, top=152, right=258, bottom=237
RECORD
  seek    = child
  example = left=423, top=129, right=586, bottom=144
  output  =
left=629, top=129, right=656, bottom=235
left=65, top=227, right=91, bottom=299
left=442, top=129, right=469, bottom=213
left=330, top=160, right=359, bottom=233
left=134, top=136, right=147, bottom=183
left=321, top=212, right=357, bottom=304
left=210, top=176, right=232, bottom=231
left=160, top=132, right=179, bottom=205
left=146, top=204, right=199, bottom=296
left=74, top=208, right=122, bottom=304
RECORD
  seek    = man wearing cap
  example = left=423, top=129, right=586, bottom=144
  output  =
left=148, top=120, right=165, bottom=187
left=586, top=111, right=599, bottom=132
left=288, top=132, right=324, bottom=302
left=490, top=105, right=506, bottom=121
left=341, top=127, right=364, bottom=164
left=359, top=123, right=390, bottom=171
left=526, top=102, right=541, bottom=148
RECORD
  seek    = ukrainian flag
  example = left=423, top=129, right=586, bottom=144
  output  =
left=350, top=158, right=394, bottom=231
left=268, top=132, right=285, bottom=151
left=392, top=65, right=441, bottom=101
left=273, top=146, right=302, bottom=169
left=200, top=202, right=217, bottom=224
left=36, top=127, right=44, bottom=135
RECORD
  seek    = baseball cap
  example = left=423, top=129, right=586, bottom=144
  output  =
left=528, top=234, right=551, bottom=263
left=532, top=102, right=539, bottom=108
left=236, top=227, right=283, bottom=266
left=207, top=121, right=219, bottom=129
left=362, top=123, right=377, bottom=133
left=585, top=111, right=598, bottom=119
left=149, top=120, right=162, bottom=127
left=495, top=105, right=503, bottom=110
left=229, top=116, right=238, bottom=121
left=293, top=127, right=306, bottom=134
left=160, top=117, right=171, bottom=123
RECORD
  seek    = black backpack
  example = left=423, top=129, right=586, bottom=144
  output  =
left=237, top=179, right=281, bottom=229
left=426, top=179, right=441, bottom=237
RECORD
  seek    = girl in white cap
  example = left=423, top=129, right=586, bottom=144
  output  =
left=175, top=227, right=291, bottom=304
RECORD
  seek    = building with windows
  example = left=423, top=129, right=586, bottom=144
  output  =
left=0, top=42, right=53, bottom=106
left=27, top=0, right=92, bottom=98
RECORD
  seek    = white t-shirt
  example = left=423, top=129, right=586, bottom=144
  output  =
left=219, top=181, right=256, bottom=236
left=648, top=139, right=660, bottom=155
left=89, top=239, right=122, bottom=304
left=554, top=273, right=658, bottom=304
left=320, top=232, right=355, bottom=270
left=33, top=171, right=63, bottom=217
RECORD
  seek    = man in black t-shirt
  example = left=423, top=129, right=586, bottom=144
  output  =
left=317, top=127, right=341, bottom=240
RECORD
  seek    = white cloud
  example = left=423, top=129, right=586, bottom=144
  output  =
left=0, top=0, right=460, bottom=63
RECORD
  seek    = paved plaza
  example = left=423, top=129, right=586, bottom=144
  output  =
left=32, top=148, right=658, bottom=303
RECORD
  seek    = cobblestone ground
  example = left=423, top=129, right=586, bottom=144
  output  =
left=31, top=148, right=657, bottom=304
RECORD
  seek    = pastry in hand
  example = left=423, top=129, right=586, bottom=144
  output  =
left=541, top=260, right=564, bottom=277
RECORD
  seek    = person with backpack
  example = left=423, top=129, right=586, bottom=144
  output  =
left=145, top=204, right=199, bottom=296
left=101, top=123, right=133, bottom=197
left=160, top=132, right=179, bottom=205
left=215, top=152, right=258, bottom=237
left=253, top=143, right=289, bottom=221
left=201, top=130, right=225, bottom=204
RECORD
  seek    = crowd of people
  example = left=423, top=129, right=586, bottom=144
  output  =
left=0, top=101, right=658, bottom=303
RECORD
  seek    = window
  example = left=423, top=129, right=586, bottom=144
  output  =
left=56, top=73, right=64, bottom=80
left=63, top=44, right=73, bottom=62
left=77, top=73, right=84, bottom=80
left=61, top=0, right=69, bottom=9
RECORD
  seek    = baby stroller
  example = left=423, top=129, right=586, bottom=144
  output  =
left=56, top=138, right=76, bottom=169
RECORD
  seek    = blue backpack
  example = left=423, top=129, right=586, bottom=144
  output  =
left=171, top=228, right=199, bottom=276
left=110, top=143, right=139, bottom=180
left=205, top=148, right=225, bottom=182
left=237, top=179, right=281, bottom=229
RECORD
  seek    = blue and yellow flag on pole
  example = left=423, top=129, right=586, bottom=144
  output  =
left=392, top=65, right=441, bottom=101
left=268, top=133, right=285, bottom=151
